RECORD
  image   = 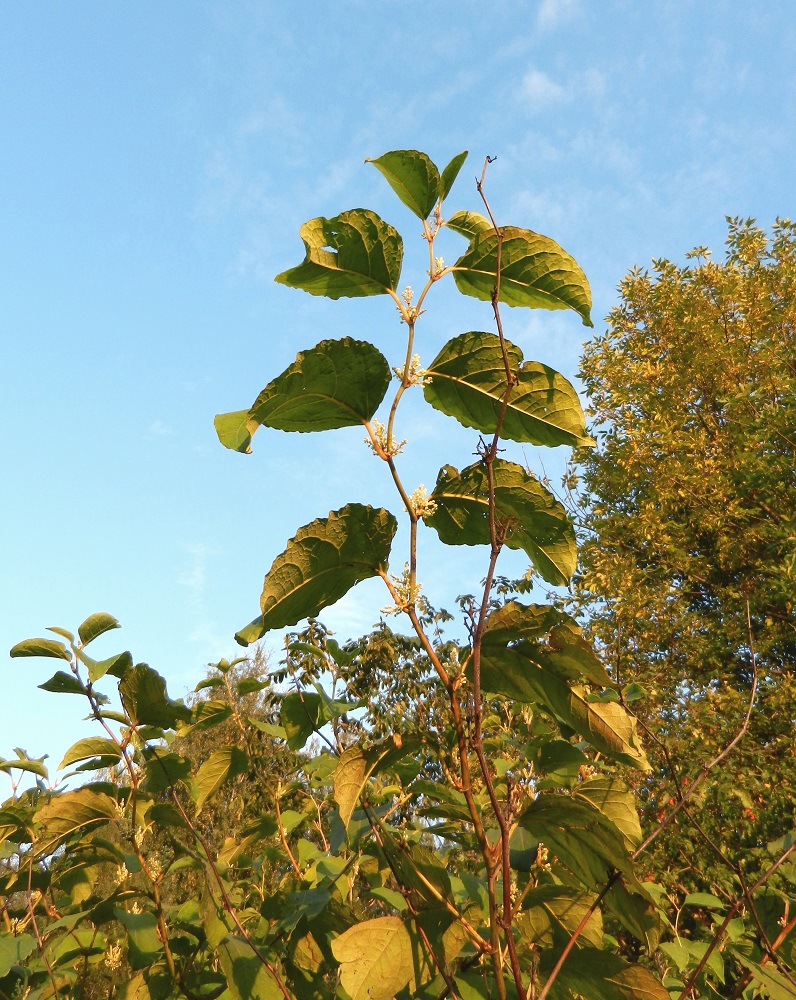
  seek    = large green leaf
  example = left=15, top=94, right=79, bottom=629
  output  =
left=0, top=933, right=37, bottom=977
left=516, top=886, right=603, bottom=949
left=193, top=746, right=248, bottom=813
left=217, top=935, right=283, bottom=1000
left=35, top=787, right=119, bottom=851
left=332, top=917, right=415, bottom=1000
left=439, top=150, right=469, bottom=201
left=518, top=793, right=631, bottom=889
left=275, top=209, right=402, bottom=298
left=114, top=908, right=162, bottom=969
left=38, top=671, right=88, bottom=695
left=423, top=331, right=593, bottom=447
left=334, top=736, right=422, bottom=829
left=540, top=947, right=669, bottom=1000
left=425, top=460, right=576, bottom=585
left=573, top=776, right=642, bottom=849
left=482, top=601, right=612, bottom=687
left=119, top=664, right=191, bottom=730
left=478, top=645, right=648, bottom=768
left=10, top=637, right=71, bottom=661
left=59, top=737, right=122, bottom=771
left=250, top=338, right=390, bottom=434
left=447, top=211, right=593, bottom=325
left=236, top=504, right=397, bottom=645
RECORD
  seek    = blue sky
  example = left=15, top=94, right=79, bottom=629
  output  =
left=2, top=1, right=795, bottom=779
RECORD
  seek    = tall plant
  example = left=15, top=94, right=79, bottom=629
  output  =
left=3, top=150, right=666, bottom=1000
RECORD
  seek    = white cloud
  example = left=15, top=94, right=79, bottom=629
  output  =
left=521, top=69, right=568, bottom=109
left=536, top=0, right=580, bottom=31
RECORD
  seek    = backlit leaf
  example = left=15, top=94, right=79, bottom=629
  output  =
left=217, top=935, right=283, bottom=1000
left=119, top=664, right=191, bottom=730
left=77, top=612, right=120, bottom=646
left=573, top=776, right=642, bottom=849
left=447, top=213, right=593, bottom=325
left=35, top=787, right=119, bottom=850
left=59, top=737, right=121, bottom=771
left=236, top=504, right=397, bottom=645
left=10, top=637, right=71, bottom=661
left=426, top=460, right=576, bottom=585
left=214, top=409, right=258, bottom=454
left=334, top=737, right=421, bottom=829
left=248, top=338, right=391, bottom=433
left=332, top=916, right=414, bottom=1000
left=439, top=150, right=468, bottom=201
left=193, top=746, right=248, bottom=813
left=275, top=209, right=402, bottom=298
left=367, top=149, right=440, bottom=220
left=424, top=331, right=593, bottom=447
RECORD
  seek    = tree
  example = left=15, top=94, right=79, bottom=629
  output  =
left=3, top=148, right=679, bottom=1000
left=572, top=217, right=796, bottom=993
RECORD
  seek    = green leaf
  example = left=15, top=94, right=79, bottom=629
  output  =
left=518, top=793, right=631, bottom=888
left=59, top=737, right=121, bottom=770
left=280, top=692, right=323, bottom=751
left=445, top=210, right=493, bottom=240
left=47, top=625, right=74, bottom=642
left=367, top=149, right=440, bottom=219
left=479, top=644, right=647, bottom=767
left=516, top=886, right=603, bottom=949
left=426, top=460, right=576, bottom=585
left=77, top=612, right=120, bottom=646
left=214, top=409, right=259, bottom=454
left=275, top=209, right=402, bottom=298
left=38, top=670, right=87, bottom=695
left=78, top=649, right=132, bottom=683
left=439, top=150, right=468, bottom=201
left=178, top=699, right=233, bottom=736
left=193, top=746, right=248, bottom=813
left=248, top=338, right=391, bottom=433
left=332, top=916, right=415, bottom=1000
left=0, top=933, right=37, bottom=977
left=141, top=749, right=192, bottom=793
left=482, top=601, right=613, bottom=687
left=541, top=947, right=669, bottom=1000
left=119, top=663, right=191, bottom=730
left=334, top=736, right=422, bottom=829
left=236, top=504, right=397, bottom=645
left=423, top=331, right=594, bottom=447
left=114, top=908, right=162, bottom=969
left=736, top=955, right=796, bottom=1000
left=35, top=787, right=119, bottom=849
left=0, top=750, right=49, bottom=780
left=683, top=892, right=726, bottom=909
left=10, top=637, right=71, bottom=661
left=447, top=213, right=593, bottom=325
left=236, top=677, right=269, bottom=695
left=217, top=935, right=283, bottom=1000
left=573, top=776, right=642, bottom=849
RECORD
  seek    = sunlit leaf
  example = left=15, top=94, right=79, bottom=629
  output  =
left=217, top=935, right=283, bottom=1000
left=193, top=746, right=248, bottom=813
left=249, top=338, right=391, bottom=433
left=332, top=916, right=414, bottom=1000
left=59, top=737, right=121, bottom=771
left=439, top=150, right=468, bottom=201
left=214, top=409, right=258, bottom=454
left=334, top=736, right=421, bottom=829
left=573, top=776, right=642, bottom=849
left=77, top=612, right=120, bottom=646
left=35, top=787, right=119, bottom=851
left=119, top=664, right=191, bottom=730
left=447, top=212, right=593, bottom=325
left=426, top=460, right=576, bottom=585
left=38, top=671, right=88, bottom=695
left=236, top=504, right=397, bottom=645
left=367, top=149, right=440, bottom=220
left=0, top=933, right=37, bottom=977
left=10, top=637, right=71, bottom=661
left=114, top=908, right=162, bottom=969
left=275, top=209, right=402, bottom=298
left=424, top=331, right=593, bottom=447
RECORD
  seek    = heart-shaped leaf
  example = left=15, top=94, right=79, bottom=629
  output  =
left=236, top=504, right=397, bottom=645
left=424, top=331, right=594, bottom=447
left=447, top=212, right=592, bottom=325
left=425, top=460, right=576, bottom=585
